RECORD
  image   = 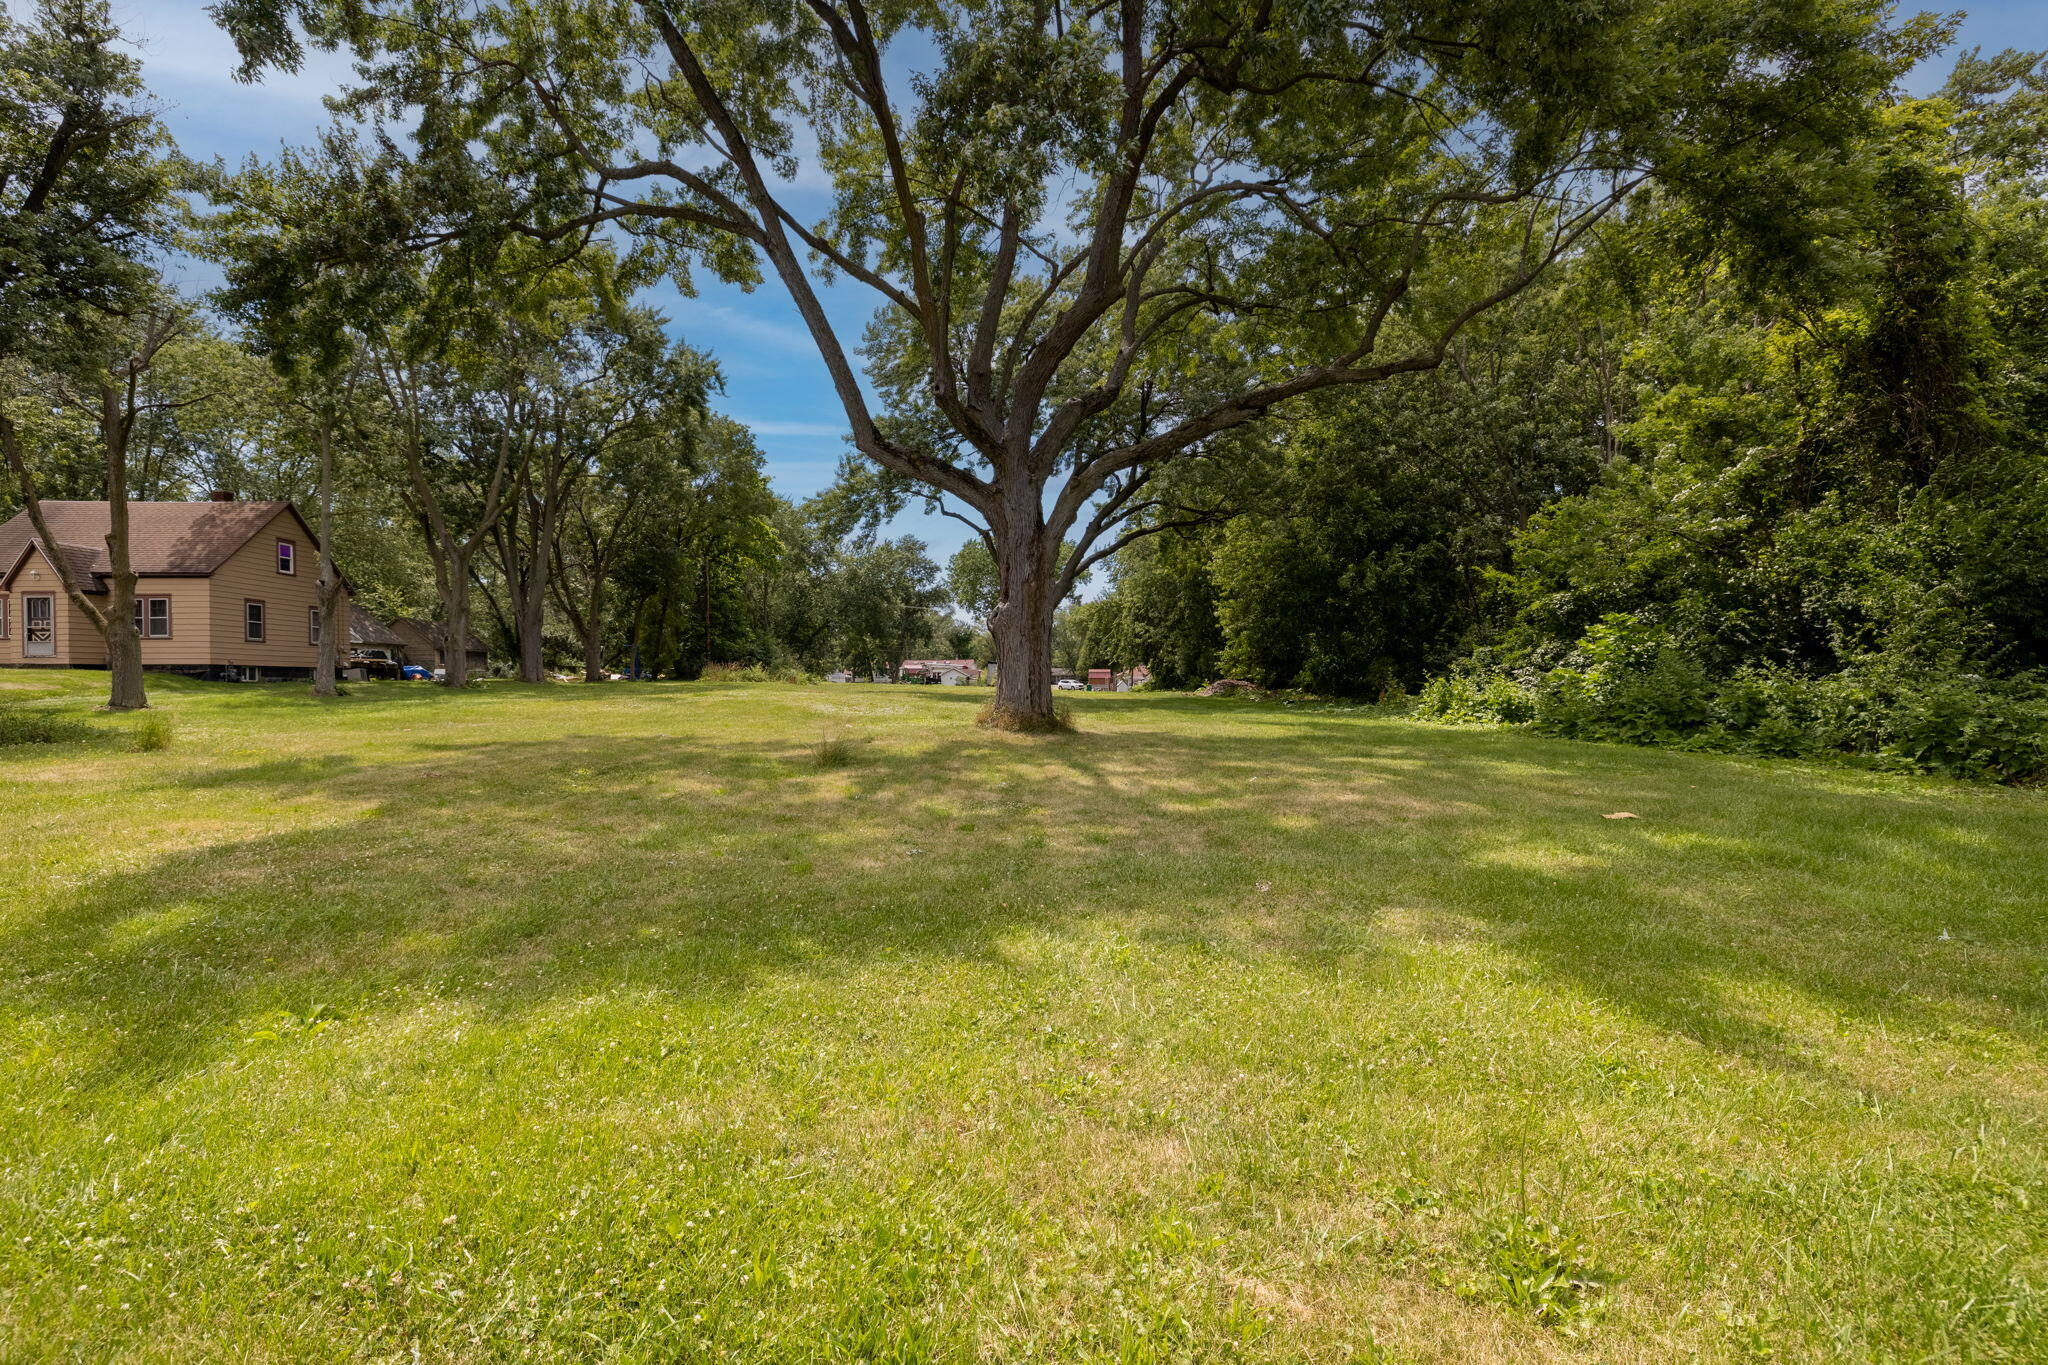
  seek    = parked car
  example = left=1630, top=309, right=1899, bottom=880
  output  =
left=1055, top=678, right=1086, bottom=690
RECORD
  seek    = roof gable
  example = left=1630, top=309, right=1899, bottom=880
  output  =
left=0, top=539, right=102, bottom=594
left=0, top=500, right=313, bottom=582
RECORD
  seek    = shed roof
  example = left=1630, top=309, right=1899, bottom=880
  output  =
left=348, top=612, right=407, bottom=649
left=391, top=616, right=488, bottom=654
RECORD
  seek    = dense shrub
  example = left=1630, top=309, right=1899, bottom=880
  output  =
left=1416, top=637, right=2048, bottom=785
left=129, top=712, right=175, bottom=751
left=0, top=706, right=95, bottom=746
left=698, top=662, right=818, bottom=685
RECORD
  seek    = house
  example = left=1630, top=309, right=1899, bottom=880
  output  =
left=0, top=496, right=350, bottom=681
left=1082, top=665, right=1152, bottom=691
left=900, top=658, right=980, bottom=685
left=388, top=617, right=489, bottom=675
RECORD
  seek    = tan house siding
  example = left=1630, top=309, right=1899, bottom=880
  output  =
left=133, top=575, right=213, bottom=667
left=0, top=545, right=106, bottom=666
left=203, top=508, right=347, bottom=670
left=0, top=502, right=350, bottom=674
left=388, top=618, right=434, bottom=668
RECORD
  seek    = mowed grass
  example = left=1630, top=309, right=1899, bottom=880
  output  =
left=2, top=672, right=2045, bottom=1364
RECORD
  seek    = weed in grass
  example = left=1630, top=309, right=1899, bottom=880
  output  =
left=128, top=711, right=175, bottom=752
left=1472, top=1212, right=1613, bottom=1332
left=812, top=729, right=859, bottom=768
left=0, top=704, right=94, bottom=745
left=244, top=1002, right=344, bottom=1045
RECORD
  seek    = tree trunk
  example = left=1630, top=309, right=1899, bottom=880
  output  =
left=441, top=549, right=474, bottom=688
left=985, top=513, right=1058, bottom=727
left=99, top=384, right=146, bottom=711
left=699, top=555, right=713, bottom=673
left=312, top=411, right=343, bottom=698
left=516, top=571, right=547, bottom=683
left=581, top=578, right=606, bottom=681
left=104, top=578, right=146, bottom=710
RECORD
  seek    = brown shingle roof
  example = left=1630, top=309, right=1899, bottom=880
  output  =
left=348, top=611, right=406, bottom=649
left=392, top=617, right=487, bottom=654
left=0, top=500, right=304, bottom=586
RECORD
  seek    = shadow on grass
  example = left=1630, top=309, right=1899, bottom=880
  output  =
left=6, top=699, right=2044, bottom=1100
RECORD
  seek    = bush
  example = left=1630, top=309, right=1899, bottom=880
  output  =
left=130, top=712, right=175, bottom=752
left=699, top=662, right=818, bottom=685
left=1415, top=651, right=2048, bottom=785
left=0, top=705, right=95, bottom=746
left=810, top=729, right=860, bottom=768
left=1415, top=671, right=1537, bottom=724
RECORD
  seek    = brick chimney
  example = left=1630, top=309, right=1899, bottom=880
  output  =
left=208, top=490, right=235, bottom=502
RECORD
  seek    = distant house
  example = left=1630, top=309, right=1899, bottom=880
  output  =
left=1084, top=665, right=1153, bottom=691
left=0, top=497, right=350, bottom=681
left=389, top=617, right=489, bottom=675
left=900, top=657, right=980, bottom=685
left=348, top=612, right=408, bottom=661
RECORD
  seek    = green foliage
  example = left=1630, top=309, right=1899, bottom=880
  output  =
left=700, top=662, right=817, bottom=686
left=1205, top=285, right=1609, bottom=695
left=0, top=0, right=179, bottom=375
left=127, top=710, right=174, bottom=751
left=1417, top=634, right=2048, bottom=785
left=1097, top=529, right=1226, bottom=690
left=809, top=730, right=858, bottom=768
left=1472, top=1213, right=1612, bottom=1332
left=0, top=704, right=93, bottom=746
left=945, top=540, right=998, bottom=629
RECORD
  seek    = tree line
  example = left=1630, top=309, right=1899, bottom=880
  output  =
left=1078, top=45, right=2048, bottom=777
left=1, top=0, right=985, bottom=709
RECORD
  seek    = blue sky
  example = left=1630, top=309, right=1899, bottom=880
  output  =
left=123, top=0, right=2045, bottom=564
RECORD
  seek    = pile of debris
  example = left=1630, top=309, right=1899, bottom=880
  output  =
left=1198, top=678, right=1269, bottom=699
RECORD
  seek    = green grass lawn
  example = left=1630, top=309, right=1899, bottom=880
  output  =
left=3, top=672, right=2044, bottom=1363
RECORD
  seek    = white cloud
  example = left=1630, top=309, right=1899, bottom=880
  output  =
left=730, top=417, right=850, bottom=440
left=687, top=303, right=825, bottom=355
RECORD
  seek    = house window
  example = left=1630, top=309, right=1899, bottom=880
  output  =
left=244, top=599, right=266, bottom=642
left=131, top=596, right=172, bottom=639
left=276, top=540, right=296, bottom=575
left=308, top=605, right=321, bottom=645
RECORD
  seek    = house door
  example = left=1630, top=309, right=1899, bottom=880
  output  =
left=23, top=595, right=55, bottom=657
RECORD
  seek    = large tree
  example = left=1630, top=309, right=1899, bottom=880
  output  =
left=488, top=309, right=711, bottom=682
left=228, top=0, right=1923, bottom=724
left=2, top=0, right=179, bottom=709
left=207, top=137, right=418, bottom=696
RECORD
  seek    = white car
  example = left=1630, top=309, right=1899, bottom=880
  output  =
left=1055, top=678, right=1086, bottom=690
